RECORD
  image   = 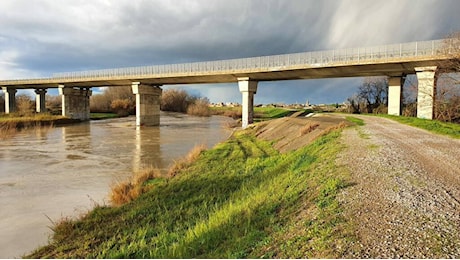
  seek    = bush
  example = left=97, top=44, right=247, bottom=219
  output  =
left=161, top=89, right=193, bottom=112
left=90, top=86, right=135, bottom=115
left=16, top=94, right=34, bottom=115
left=109, top=167, right=162, bottom=206
left=187, top=98, right=211, bottom=117
left=90, top=94, right=111, bottom=113
left=111, top=99, right=134, bottom=117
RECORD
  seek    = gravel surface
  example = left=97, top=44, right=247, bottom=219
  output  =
left=337, top=116, right=460, bottom=258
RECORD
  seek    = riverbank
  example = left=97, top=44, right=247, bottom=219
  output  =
left=0, top=114, right=81, bottom=140
left=0, top=114, right=79, bottom=126
left=27, top=114, right=354, bottom=258
left=1, top=113, right=233, bottom=258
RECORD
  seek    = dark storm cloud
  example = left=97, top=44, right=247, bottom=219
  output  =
left=1, top=0, right=460, bottom=103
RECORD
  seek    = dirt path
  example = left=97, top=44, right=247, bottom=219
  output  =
left=337, top=116, right=460, bottom=258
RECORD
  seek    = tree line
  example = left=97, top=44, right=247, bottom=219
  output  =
left=90, top=87, right=211, bottom=117
left=0, top=88, right=211, bottom=117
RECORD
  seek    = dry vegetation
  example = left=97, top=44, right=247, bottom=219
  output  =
left=299, top=122, right=319, bottom=136
left=109, top=144, right=208, bottom=206
left=167, top=144, right=207, bottom=177
left=161, top=89, right=211, bottom=117
left=109, top=167, right=163, bottom=206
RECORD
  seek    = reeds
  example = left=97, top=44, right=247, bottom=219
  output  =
left=109, top=166, right=162, bottom=206
left=0, top=113, right=60, bottom=140
left=167, top=144, right=207, bottom=177
left=299, top=122, right=320, bottom=136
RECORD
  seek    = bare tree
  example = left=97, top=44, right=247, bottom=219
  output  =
left=346, top=94, right=365, bottom=114
left=357, top=77, right=388, bottom=113
left=433, top=32, right=460, bottom=122
left=16, top=94, right=33, bottom=115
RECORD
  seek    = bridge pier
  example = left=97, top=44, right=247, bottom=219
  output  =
left=238, top=77, right=258, bottom=129
left=132, top=82, right=162, bottom=126
left=388, top=76, right=405, bottom=116
left=58, top=85, right=92, bottom=120
left=415, top=66, right=437, bottom=119
left=1, top=87, right=17, bottom=114
left=35, top=88, right=47, bottom=113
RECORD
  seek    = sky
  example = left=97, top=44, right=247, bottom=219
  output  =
left=1, top=0, right=459, bottom=104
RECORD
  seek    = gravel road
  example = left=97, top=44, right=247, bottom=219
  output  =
left=337, top=116, right=460, bottom=258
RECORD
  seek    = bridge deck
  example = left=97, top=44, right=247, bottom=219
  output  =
left=0, top=39, right=454, bottom=89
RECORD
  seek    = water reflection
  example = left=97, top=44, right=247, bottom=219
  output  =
left=134, top=126, right=162, bottom=172
left=62, top=123, right=92, bottom=160
left=0, top=113, right=233, bottom=258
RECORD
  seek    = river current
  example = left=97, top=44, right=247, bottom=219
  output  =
left=0, top=112, right=233, bottom=258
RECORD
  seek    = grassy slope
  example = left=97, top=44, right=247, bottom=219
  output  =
left=379, top=115, right=460, bottom=139
left=29, top=127, right=353, bottom=258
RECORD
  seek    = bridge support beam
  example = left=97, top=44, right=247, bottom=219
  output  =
left=35, top=88, right=47, bottom=113
left=415, top=66, right=437, bottom=119
left=1, top=87, right=17, bottom=114
left=238, top=77, right=258, bottom=129
left=59, top=85, right=92, bottom=120
left=132, top=82, right=162, bottom=126
left=388, top=76, right=405, bottom=116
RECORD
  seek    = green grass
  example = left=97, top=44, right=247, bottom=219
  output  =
left=379, top=115, right=460, bottom=139
left=345, top=116, right=365, bottom=126
left=28, top=127, right=353, bottom=258
left=253, top=107, right=294, bottom=119
left=90, top=113, right=119, bottom=120
left=0, top=113, right=66, bottom=123
left=210, top=106, right=298, bottom=121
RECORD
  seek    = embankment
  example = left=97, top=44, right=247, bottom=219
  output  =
left=28, top=114, right=354, bottom=258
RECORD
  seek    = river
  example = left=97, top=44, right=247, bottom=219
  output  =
left=0, top=112, right=233, bottom=258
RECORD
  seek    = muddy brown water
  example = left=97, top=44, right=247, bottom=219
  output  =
left=0, top=112, right=233, bottom=258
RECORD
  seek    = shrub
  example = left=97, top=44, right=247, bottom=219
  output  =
left=161, top=89, right=195, bottom=112
left=299, top=122, right=320, bottom=136
left=90, top=94, right=111, bottom=113
left=16, top=94, right=34, bottom=115
left=187, top=98, right=211, bottom=117
left=109, top=167, right=162, bottom=206
left=111, top=99, right=134, bottom=117
left=90, top=86, right=136, bottom=114
left=168, top=144, right=207, bottom=177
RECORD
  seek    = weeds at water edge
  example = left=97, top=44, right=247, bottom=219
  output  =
left=109, top=166, right=163, bottom=206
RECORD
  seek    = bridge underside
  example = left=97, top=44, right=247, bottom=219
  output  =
left=1, top=66, right=439, bottom=127
left=0, top=52, right=449, bottom=127
left=2, top=58, right=446, bottom=89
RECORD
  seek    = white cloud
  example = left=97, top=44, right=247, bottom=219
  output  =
left=0, top=0, right=459, bottom=103
left=326, top=0, right=443, bottom=49
left=0, top=50, right=41, bottom=79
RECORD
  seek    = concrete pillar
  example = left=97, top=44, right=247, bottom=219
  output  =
left=415, top=66, right=437, bottom=119
left=238, top=77, right=258, bottom=128
left=388, top=76, right=404, bottom=116
left=1, top=87, right=17, bottom=114
left=59, top=85, right=92, bottom=120
left=35, top=88, right=47, bottom=113
left=132, top=82, right=162, bottom=126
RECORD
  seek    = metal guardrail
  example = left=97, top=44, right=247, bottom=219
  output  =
left=51, top=39, right=449, bottom=80
left=0, top=39, right=452, bottom=85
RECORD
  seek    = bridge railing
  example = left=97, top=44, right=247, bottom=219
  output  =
left=53, top=39, right=449, bottom=80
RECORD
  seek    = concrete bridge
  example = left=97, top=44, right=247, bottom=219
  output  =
left=0, top=39, right=455, bottom=128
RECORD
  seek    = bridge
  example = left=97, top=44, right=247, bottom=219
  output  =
left=0, top=39, right=455, bottom=128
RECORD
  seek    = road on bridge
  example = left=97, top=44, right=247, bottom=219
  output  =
left=337, top=116, right=460, bottom=258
